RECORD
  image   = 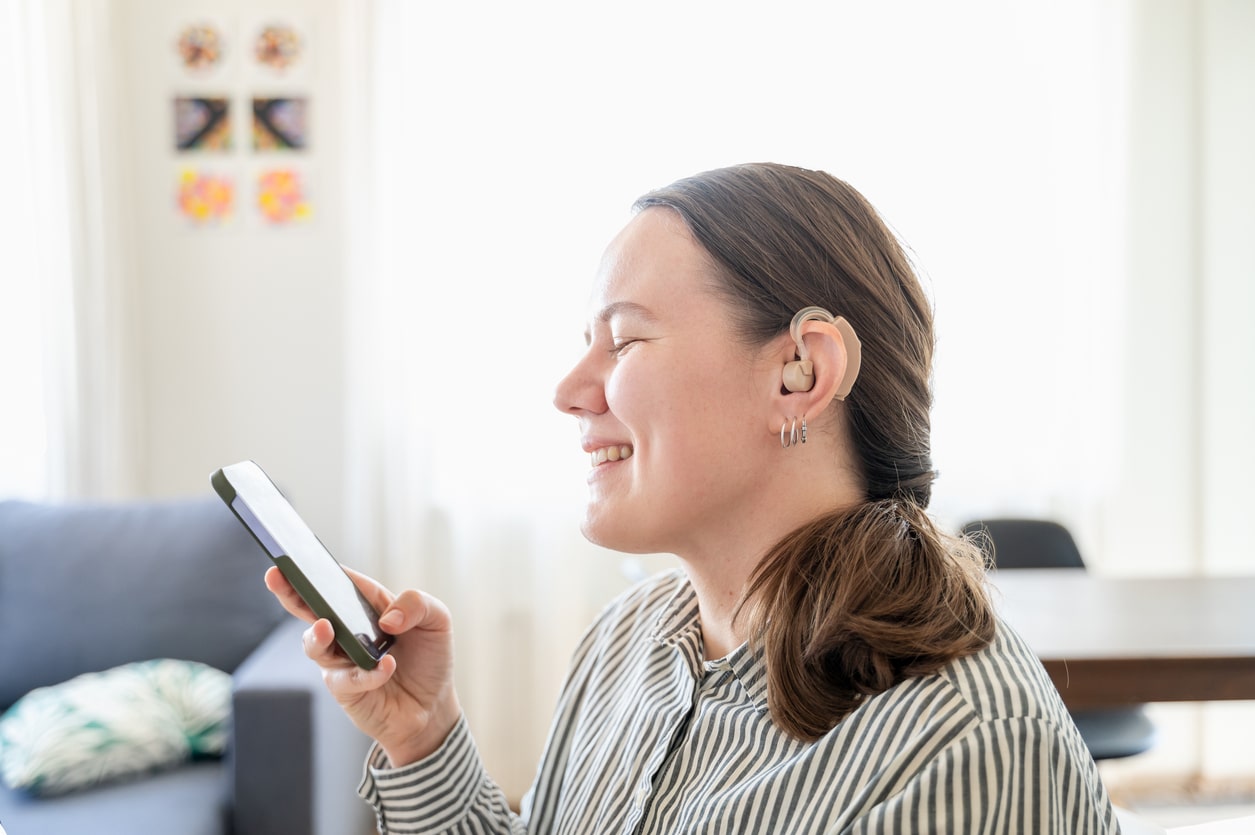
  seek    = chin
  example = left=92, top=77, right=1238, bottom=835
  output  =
left=579, top=512, right=658, bottom=556
left=579, top=515, right=619, bottom=550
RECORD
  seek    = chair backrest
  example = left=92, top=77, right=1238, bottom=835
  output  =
left=960, top=518, right=1087, bottom=570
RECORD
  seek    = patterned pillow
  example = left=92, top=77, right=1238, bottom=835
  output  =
left=0, top=659, right=231, bottom=796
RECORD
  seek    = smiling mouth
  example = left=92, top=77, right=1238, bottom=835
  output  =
left=590, top=445, right=634, bottom=467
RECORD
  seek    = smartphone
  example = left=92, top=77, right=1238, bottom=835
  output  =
left=211, top=460, right=393, bottom=669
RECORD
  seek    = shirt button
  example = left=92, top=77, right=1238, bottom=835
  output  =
left=634, top=785, right=649, bottom=808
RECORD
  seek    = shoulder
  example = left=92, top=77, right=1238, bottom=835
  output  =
left=828, top=621, right=1115, bottom=828
left=570, top=568, right=689, bottom=657
left=939, top=615, right=1072, bottom=724
left=830, top=616, right=1082, bottom=772
left=604, top=566, right=689, bottom=612
left=549, top=568, right=690, bottom=719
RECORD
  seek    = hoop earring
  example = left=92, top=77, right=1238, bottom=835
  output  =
left=780, top=417, right=805, bottom=449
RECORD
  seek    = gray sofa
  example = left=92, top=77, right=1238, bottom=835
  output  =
left=0, top=497, right=375, bottom=835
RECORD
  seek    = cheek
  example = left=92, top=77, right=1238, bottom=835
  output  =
left=604, top=353, right=762, bottom=452
left=602, top=358, right=676, bottom=425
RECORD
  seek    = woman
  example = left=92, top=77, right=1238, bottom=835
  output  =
left=267, top=163, right=1119, bottom=833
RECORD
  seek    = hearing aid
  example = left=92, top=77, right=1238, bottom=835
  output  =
left=782, top=306, right=863, bottom=400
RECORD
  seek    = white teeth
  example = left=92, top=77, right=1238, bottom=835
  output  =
left=590, top=445, right=633, bottom=467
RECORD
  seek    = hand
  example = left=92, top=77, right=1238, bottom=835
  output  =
left=264, top=566, right=462, bottom=766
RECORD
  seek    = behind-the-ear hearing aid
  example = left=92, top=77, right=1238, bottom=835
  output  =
left=782, top=305, right=863, bottom=400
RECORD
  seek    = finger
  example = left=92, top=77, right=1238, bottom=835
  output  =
left=264, top=566, right=317, bottom=623
left=304, top=619, right=398, bottom=695
left=375, top=588, right=453, bottom=635
left=322, top=652, right=398, bottom=697
left=341, top=566, right=399, bottom=615
left=337, top=567, right=434, bottom=633
left=303, top=618, right=354, bottom=669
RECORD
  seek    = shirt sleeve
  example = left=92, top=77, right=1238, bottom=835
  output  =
left=841, top=716, right=1119, bottom=835
left=357, top=715, right=526, bottom=835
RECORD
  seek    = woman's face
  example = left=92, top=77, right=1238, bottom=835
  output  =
left=553, top=209, right=783, bottom=557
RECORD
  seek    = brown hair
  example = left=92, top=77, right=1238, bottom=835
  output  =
left=635, top=163, right=995, bottom=741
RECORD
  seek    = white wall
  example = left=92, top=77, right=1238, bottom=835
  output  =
left=111, top=0, right=349, bottom=552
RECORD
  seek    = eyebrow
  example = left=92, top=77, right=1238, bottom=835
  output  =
left=595, top=300, right=657, bottom=325
left=584, top=301, right=658, bottom=343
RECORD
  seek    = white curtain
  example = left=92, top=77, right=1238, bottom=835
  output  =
left=0, top=0, right=135, bottom=501
left=338, top=3, right=629, bottom=795
left=341, top=0, right=1140, bottom=801
left=0, top=0, right=73, bottom=499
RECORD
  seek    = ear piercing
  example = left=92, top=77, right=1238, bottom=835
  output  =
left=780, top=416, right=807, bottom=449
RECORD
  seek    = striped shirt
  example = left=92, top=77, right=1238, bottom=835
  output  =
left=358, top=569, right=1119, bottom=834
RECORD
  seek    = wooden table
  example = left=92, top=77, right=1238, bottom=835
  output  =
left=988, top=570, right=1255, bottom=710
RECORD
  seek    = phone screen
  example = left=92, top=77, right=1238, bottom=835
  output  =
left=213, top=461, right=391, bottom=667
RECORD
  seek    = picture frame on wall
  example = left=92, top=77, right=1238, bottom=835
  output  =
left=165, top=15, right=316, bottom=228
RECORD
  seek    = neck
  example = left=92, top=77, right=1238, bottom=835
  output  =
left=677, top=472, right=864, bottom=661
left=684, top=557, right=756, bottom=660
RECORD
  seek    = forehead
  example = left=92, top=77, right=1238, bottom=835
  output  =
left=588, top=208, right=718, bottom=315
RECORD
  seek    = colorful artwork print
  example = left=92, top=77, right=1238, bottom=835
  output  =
left=176, top=23, right=225, bottom=74
left=175, top=98, right=232, bottom=151
left=253, top=24, right=302, bottom=72
left=252, top=98, right=307, bottom=150
left=256, top=169, right=310, bottom=224
left=176, top=169, right=234, bottom=224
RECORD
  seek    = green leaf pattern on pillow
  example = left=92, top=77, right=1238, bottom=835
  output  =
left=144, top=658, right=232, bottom=757
left=0, top=659, right=231, bottom=796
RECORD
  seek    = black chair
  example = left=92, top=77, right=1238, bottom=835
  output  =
left=961, top=518, right=1157, bottom=761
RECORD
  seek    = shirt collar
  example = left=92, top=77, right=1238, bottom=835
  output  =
left=649, top=575, right=702, bottom=648
left=650, top=573, right=770, bottom=714
left=727, top=642, right=770, bottom=713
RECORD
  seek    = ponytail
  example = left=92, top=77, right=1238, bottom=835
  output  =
left=737, top=499, right=995, bottom=741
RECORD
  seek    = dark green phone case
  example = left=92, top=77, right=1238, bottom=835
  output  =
left=211, top=465, right=391, bottom=670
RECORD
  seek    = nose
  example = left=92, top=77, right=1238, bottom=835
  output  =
left=553, top=347, right=607, bottom=417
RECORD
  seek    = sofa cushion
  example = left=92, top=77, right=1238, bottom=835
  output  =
left=0, top=497, right=285, bottom=708
left=0, top=659, right=231, bottom=796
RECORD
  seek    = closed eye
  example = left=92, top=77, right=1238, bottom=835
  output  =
left=610, top=338, right=642, bottom=357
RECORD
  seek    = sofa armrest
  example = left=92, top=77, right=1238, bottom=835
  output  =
left=231, top=619, right=375, bottom=835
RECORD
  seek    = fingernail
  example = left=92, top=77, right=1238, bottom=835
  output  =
left=379, top=610, right=403, bottom=630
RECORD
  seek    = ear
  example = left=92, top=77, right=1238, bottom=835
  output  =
left=766, top=317, right=860, bottom=432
